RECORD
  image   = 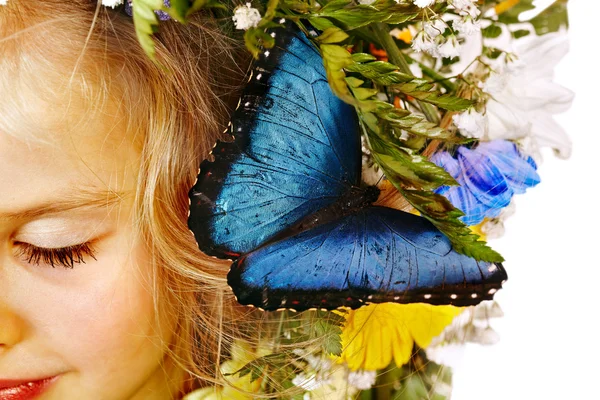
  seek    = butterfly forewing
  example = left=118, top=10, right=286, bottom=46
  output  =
left=188, top=24, right=361, bottom=258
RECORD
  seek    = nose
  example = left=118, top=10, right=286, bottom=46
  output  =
left=0, top=306, right=24, bottom=350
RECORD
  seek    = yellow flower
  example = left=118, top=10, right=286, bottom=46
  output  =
left=183, top=340, right=270, bottom=400
left=495, top=0, right=520, bottom=15
left=470, top=221, right=487, bottom=241
left=337, top=303, right=461, bottom=371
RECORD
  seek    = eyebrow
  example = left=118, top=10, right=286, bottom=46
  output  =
left=0, top=188, right=127, bottom=221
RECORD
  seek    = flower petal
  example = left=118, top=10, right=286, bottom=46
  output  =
left=457, top=146, right=513, bottom=209
left=482, top=142, right=540, bottom=193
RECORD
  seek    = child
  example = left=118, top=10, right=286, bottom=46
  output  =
left=0, top=1, right=253, bottom=398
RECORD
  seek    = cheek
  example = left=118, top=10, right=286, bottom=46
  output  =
left=23, top=238, right=169, bottom=383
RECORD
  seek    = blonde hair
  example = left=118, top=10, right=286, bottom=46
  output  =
left=0, top=1, right=259, bottom=396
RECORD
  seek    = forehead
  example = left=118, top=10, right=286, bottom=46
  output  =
left=0, top=10, right=142, bottom=211
left=0, top=69, right=140, bottom=217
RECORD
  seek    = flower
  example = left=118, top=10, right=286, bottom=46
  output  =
left=426, top=302, right=504, bottom=367
left=423, top=19, right=447, bottom=38
left=450, top=0, right=480, bottom=18
left=482, top=32, right=574, bottom=159
left=453, top=17, right=482, bottom=36
left=0, top=0, right=8, bottom=5
left=232, top=3, right=262, bottom=30
left=347, top=370, right=377, bottom=390
left=413, top=0, right=436, bottom=9
left=479, top=201, right=516, bottom=239
left=336, top=303, right=461, bottom=370
left=431, top=140, right=540, bottom=226
left=452, top=109, right=488, bottom=138
left=102, top=0, right=124, bottom=7
left=411, top=31, right=438, bottom=56
left=182, top=340, right=269, bottom=400
left=437, top=35, right=461, bottom=59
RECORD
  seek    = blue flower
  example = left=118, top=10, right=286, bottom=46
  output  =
left=430, top=140, right=540, bottom=226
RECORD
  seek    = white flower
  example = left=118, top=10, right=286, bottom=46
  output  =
left=450, top=0, right=480, bottom=18
left=361, top=136, right=384, bottom=186
left=413, top=0, right=435, bottom=8
left=436, top=36, right=461, bottom=59
left=232, top=3, right=262, bottom=30
left=480, top=201, right=516, bottom=239
left=0, top=0, right=8, bottom=6
left=102, top=0, right=124, bottom=8
left=423, top=19, right=447, bottom=38
left=348, top=370, right=377, bottom=390
left=292, top=373, right=330, bottom=391
left=452, top=109, right=488, bottom=138
left=483, top=32, right=574, bottom=159
left=411, top=31, right=438, bottom=56
left=358, top=0, right=376, bottom=4
left=453, top=17, right=482, bottom=35
left=481, top=219, right=505, bottom=239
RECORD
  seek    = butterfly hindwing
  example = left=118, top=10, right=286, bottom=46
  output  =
left=228, top=206, right=507, bottom=311
left=188, top=23, right=360, bottom=258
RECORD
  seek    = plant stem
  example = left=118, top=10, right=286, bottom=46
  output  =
left=372, top=23, right=440, bottom=124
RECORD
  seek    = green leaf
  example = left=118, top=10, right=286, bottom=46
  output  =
left=368, top=131, right=457, bottom=190
left=312, top=0, right=419, bottom=30
left=370, top=107, right=457, bottom=141
left=345, top=59, right=472, bottom=111
left=319, top=0, right=353, bottom=13
left=165, top=0, right=189, bottom=23
left=482, top=24, right=503, bottom=39
left=233, top=353, right=290, bottom=382
left=131, top=0, right=165, bottom=60
left=345, top=76, right=365, bottom=88
left=244, top=27, right=276, bottom=59
left=496, top=0, right=569, bottom=35
left=496, top=0, right=536, bottom=24
left=309, top=17, right=337, bottom=31
left=529, top=0, right=569, bottom=35
left=511, top=29, right=531, bottom=39
left=401, top=190, right=504, bottom=262
left=261, top=0, right=280, bottom=22
left=351, top=52, right=377, bottom=63
left=346, top=62, right=414, bottom=85
left=393, top=80, right=474, bottom=111
left=316, top=27, right=350, bottom=44
left=302, top=310, right=345, bottom=356
left=320, top=43, right=357, bottom=105
left=188, top=0, right=227, bottom=15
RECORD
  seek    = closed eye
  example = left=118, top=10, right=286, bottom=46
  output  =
left=14, top=241, right=97, bottom=269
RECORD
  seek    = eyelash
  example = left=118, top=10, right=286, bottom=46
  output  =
left=15, top=241, right=98, bottom=269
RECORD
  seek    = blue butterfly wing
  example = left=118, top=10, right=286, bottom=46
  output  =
left=189, top=24, right=360, bottom=258
left=228, top=206, right=507, bottom=310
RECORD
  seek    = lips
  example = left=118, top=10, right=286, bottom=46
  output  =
left=0, top=376, right=58, bottom=400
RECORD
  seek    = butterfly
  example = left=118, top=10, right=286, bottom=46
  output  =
left=188, top=22, right=507, bottom=311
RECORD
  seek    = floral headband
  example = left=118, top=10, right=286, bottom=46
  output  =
left=13, top=1, right=570, bottom=398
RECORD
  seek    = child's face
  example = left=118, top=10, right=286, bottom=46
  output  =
left=0, top=95, right=175, bottom=398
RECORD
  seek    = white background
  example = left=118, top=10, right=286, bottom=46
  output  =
left=452, top=1, right=600, bottom=399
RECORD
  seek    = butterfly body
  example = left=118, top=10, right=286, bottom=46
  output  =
left=188, top=22, right=507, bottom=311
